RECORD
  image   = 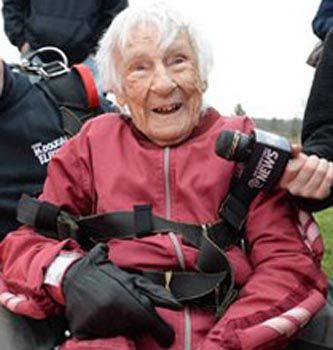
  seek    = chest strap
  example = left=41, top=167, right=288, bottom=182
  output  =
left=17, top=194, right=240, bottom=315
left=142, top=270, right=236, bottom=315
left=17, top=195, right=243, bottom=252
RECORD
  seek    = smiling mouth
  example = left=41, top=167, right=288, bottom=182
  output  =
left=152, top=103, right=182, bottom=114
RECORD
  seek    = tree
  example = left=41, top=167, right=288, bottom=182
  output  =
left=234, top=103, right=246, bottom=116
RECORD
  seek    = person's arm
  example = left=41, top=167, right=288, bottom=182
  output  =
left=302, top=26, right=333, bottom=163
left=0, top=60, right=4, bottom=97
left=312, top=0, right=333, bottom=40
left=0, top=60, right=23, bottom=111
left=284, top=28, right=333, bottom=209
left=0, top=122, right=95, bottom=318
left=2, top=0, right=28, bottom=50
left=200, top=189, right=327, bottom=349
left=280, top=22, right=333, bottom=210
left=280, top=152, right=333, bottom=211
left=92, top=0, right=128, bottom=44
left=297, top=119, right=333, bottom=209
left=279, top=144, right=333, bottom=200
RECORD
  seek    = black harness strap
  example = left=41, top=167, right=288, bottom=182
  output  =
left=142, top=270, right=234, bottom=312
left=66, top=211, right=242, bottom=252
left=17, top=171, right=263, bottom=316
left=60, top=106, right=85, bottom=136
left=17, top=194, right=60, bottom=231
left=17, top=195, right=242, bottom=248
left=143, top=270, right=227, bottom=301
left=78, top=210, right=239, bottom=313
left=10, top=48, right=101, bottom=138
left=18, top=156, right=275, bottom=315
left=134, top=204, right=153, bottom=235
left=17, top=195, right=243, bottom=253
left=35, top=81, right=83, bottom=137
left=17, top=194, right=240, bottom=315
left=36, top=64, right=102, bottom=137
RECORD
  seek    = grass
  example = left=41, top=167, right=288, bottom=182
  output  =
left=314, top=207, right=333, bottom=278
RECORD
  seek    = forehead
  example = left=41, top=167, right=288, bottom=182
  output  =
left=120, top=22, right=195, bottom=59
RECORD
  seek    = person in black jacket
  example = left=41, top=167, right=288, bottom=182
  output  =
left=313, top=0, right=333, bottom=41
left=2, top=0, right=128, bottom=92
left=0, top=56, right=113, bottom=240
left=280, top=27, right=333, bottom=211
left=307, top=0, right=333, bottom=67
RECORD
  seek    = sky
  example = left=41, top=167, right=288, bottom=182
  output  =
left=0, top=0, right=322, bottom=119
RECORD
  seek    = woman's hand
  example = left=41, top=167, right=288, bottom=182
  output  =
left=280, top=144, right=333, bottom=199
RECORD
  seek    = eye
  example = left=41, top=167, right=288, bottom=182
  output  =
left=134, top=64, right=147, bottom=71
left=128, top=61, right=150, bottom=73
left=135, top=63, right=148, bottom=71
left=169, top=55, right=187, bottom=66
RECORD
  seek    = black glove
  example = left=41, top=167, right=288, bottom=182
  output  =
left=63, top=243, right=182, bottom=348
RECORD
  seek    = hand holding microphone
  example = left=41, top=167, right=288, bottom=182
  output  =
left=280, top=147, right=333, bottom=200
left=215, top=128, right=333, bottom=199
left=215, top=128, right=291, bottom=192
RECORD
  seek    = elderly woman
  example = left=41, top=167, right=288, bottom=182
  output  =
left=0, top=3, right=327, bottom=350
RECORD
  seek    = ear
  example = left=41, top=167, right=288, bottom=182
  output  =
left=114, top=90, right=126, bottom=107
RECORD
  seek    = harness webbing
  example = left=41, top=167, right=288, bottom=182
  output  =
left=17, top=194, right=241, bottom=314
left=10, top=48, right=103, bottom=138
left=36, top=64, right=102, bottom=137
left=72, top=64, right=99, bottom=110
left=16, top=152, right=274, bottom=315
left=142, top=270, right=236, bottom=314
left=17, top=195, right=243, bottom=250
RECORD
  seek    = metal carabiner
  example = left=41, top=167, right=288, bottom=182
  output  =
left=20, top=46, right=70, bottom=79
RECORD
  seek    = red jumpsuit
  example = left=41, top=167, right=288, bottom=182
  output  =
left=0, top=108, right=327, bottom=349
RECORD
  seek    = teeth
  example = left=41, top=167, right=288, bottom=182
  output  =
left=153, top=103, right=181, bottom=114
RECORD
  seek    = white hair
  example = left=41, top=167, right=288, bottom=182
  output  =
left=96, top=2, right=214, bottom=94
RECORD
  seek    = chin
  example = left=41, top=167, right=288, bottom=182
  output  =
left=148, top=125, right=194, bottom=146
left=151, top=133, right=190, bottom=147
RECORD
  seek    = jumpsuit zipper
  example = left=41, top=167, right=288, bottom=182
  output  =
left=163, top=147, right=192, bottom=350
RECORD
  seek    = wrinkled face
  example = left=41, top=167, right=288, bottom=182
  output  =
left=115, top=23, right=204, bottom=146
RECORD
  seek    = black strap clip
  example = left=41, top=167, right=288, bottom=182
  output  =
left=56, top=211, right=80, bottom=241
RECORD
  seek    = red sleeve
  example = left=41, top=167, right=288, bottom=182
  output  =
left=0, top=123, right=95, bottom=318
left=201, top=190, right=327, bottom=349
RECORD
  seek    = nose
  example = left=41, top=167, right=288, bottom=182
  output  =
left=150, top=65, right=176, bottom=96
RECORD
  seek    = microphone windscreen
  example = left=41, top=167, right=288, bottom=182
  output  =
left=215, top=130, right=239, bottom=160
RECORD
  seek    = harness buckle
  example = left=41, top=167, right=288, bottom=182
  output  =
left=164, top=270, right=173, bottom=291
left=37, top=61, right=70, bottom=79
left=201, top=223, right=212, bottom=236
left=201, top=223, right=207, bottom=236
left=57, top=211, right=79, bottom=241
left=20, top=46, right=70, bottom=80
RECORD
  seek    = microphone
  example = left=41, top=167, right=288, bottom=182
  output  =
left=215, top=129, right=292, bottom=192
left=215, top=130, right=254, bottom=162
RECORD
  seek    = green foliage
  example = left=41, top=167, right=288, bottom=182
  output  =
left=253, top=118, right=302, bottom=143
left=314, top=208, right=333, bottom=278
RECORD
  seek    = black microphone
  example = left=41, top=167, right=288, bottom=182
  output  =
left=215, top=130, right=254, bottom=162
left=215, top=128, right=292, bottom=192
